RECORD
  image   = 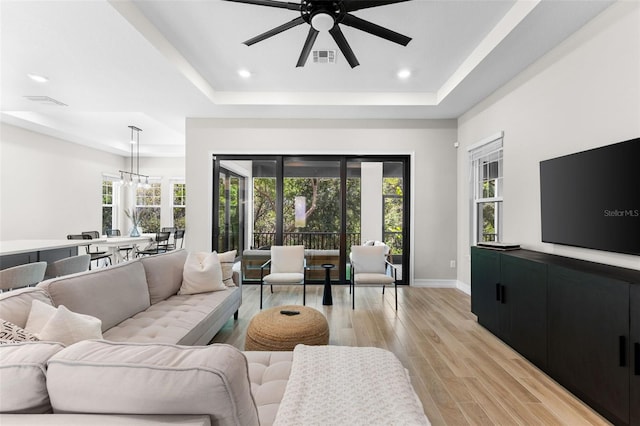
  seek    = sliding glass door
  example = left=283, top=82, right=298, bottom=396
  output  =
left=283, top=158, right=342, bottom=281
left=215, top=162, right=246, bottom=255
left=212, top=155, right=409, bottom=284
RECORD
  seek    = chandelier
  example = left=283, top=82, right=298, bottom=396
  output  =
left=119, top=125, right=149, bottom=188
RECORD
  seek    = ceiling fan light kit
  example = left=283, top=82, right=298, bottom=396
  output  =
left=226, top=0, right=412, bottom=68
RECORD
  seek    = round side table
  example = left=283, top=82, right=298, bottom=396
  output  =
left=321, top=263, right=334, bottom=305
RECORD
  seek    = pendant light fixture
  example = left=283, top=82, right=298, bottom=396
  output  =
left=119, top=125, right=150, bottom=188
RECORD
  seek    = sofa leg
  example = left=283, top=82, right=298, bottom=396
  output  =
left=234, top=310, right=239, bottom=320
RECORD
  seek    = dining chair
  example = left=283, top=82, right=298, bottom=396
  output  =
left=106, top=229, right=133, bottom=260
left=44, top=254, right=91, bottom=279
left=136, top=231, right=171, bottom=257
left=259, top=245, right=306, bottom=309
left=167, top=229, right=185, bottom=250
left=0, top=262, right=47, bottom=292
left=68, top=234, right=112, bottom=269
left=162, top=227, right=176, bottom=249
left=350, top=245, right=398, bottom=310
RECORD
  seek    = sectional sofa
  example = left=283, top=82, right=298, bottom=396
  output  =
left=0, top=249, right=429, bottom=425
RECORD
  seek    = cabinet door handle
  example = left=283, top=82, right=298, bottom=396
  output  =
left=619, top=336, right=627, bottom=367
left=495, top=283, right=501, bottom=301
left=635, top=342, right=639, bottom=375
left=500, top=285, right=506, bottom=304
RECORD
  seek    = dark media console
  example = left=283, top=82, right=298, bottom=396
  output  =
left=471, top=246, right=640, bottom=426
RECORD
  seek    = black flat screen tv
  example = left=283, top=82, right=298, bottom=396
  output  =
left=539, top=137, right=640, bottom=256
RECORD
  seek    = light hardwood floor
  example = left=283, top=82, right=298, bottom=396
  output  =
left=212, top=284, right=610, bottom=425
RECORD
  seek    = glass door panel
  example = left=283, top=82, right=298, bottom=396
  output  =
left=252, top=160, right=278, bottom=249
left=217, top=162, right=246, bottom=256
left=346, top=160, right=406, bottom=282
left=283, top=159, right=341, bottom=282
left=383, top=161, right=405, bottom=280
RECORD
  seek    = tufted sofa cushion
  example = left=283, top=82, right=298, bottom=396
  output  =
left=0, top=342, right=66, bottom=414
left=103, top=287, right=240, bottom=345
left=38, top=261, right=150, bottom=332
left=0, top=287, right=53, bottom=328
left=46, top=340, right=259, bottom=426
left=140, top=249, right=188, bottom=305
left=244, top=351, right=293, bottom=426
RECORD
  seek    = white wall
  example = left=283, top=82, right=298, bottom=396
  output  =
left=0, top=124, right=185, bottom=240
left=456, top=1, right=640, bottom=286
left=185, top=118, right=458, bottom=284
left=0, top=124, right=124, bottom=239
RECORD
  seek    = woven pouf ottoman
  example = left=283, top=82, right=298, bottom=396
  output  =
left=245, top=305, right=329, bottom=351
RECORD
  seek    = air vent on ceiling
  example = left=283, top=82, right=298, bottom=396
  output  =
left=24, top=95, right=68, bottom=106
left=312, top=50, right=337, bottom=64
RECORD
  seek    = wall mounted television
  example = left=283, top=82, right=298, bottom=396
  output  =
left=539, top=137, right=640, bottom=256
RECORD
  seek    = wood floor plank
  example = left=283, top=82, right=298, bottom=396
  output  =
left=211, top=284, right=610, bottom=425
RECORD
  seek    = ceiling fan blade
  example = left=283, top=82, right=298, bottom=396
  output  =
left=341, top=13, right=411, bottom=46
left=244, top=16, right=305, bottom=46
left=296, top=27, right=320, bottom=67
left=344, top=0, right=412, bottom=12
left=224, top=0, right=301, bottom=11
left=329, top=25, right=359, bottom=68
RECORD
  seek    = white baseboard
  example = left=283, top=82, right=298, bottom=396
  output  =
left=456, top=281, right=471, bottom=295
left=412, top=279, right=457, bottom=288
left=412, top=279, right=470, bottom=295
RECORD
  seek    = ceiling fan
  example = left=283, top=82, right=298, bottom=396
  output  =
left=225, top=0, right=412, bottom=68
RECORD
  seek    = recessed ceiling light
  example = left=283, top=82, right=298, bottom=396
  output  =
left=238, top=69, right=251, bottom=79
left=397, top=69, right=411, bottom=80
left=27, top=73, right=49, bottom=83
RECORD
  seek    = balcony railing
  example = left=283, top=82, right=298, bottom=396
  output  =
left=252, top=232, right=361, bottom=250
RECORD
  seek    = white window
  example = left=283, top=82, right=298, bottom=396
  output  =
left=136, top=181, right=161, bottom=233
left=172, top=181, right=186, bottom=229
left=102, top=176, right=116, bottom=234
left=469, top=134, right=503, bottom=244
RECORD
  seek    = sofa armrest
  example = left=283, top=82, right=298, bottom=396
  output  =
left=46, top=340, right=259, bottom=426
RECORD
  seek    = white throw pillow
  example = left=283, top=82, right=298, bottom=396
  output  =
left=218, top=250, right=237, bottom=287
left=24, top=299, right=58, bottom=335
left=179, top=251, right=226, bottom=295
left=25, top=300, right=102, bottom=346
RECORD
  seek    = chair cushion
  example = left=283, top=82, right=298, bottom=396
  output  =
left=270, top=246, right=304, bottom=274
left=263, top=273, right=304, bottom=284
left=354, top=273, right=395, bottom=285
left=350, top=245, right=386, bottom=274
left=46, top=340, right=259, bottom=426
left=0, top=341, right=66, bottom=414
